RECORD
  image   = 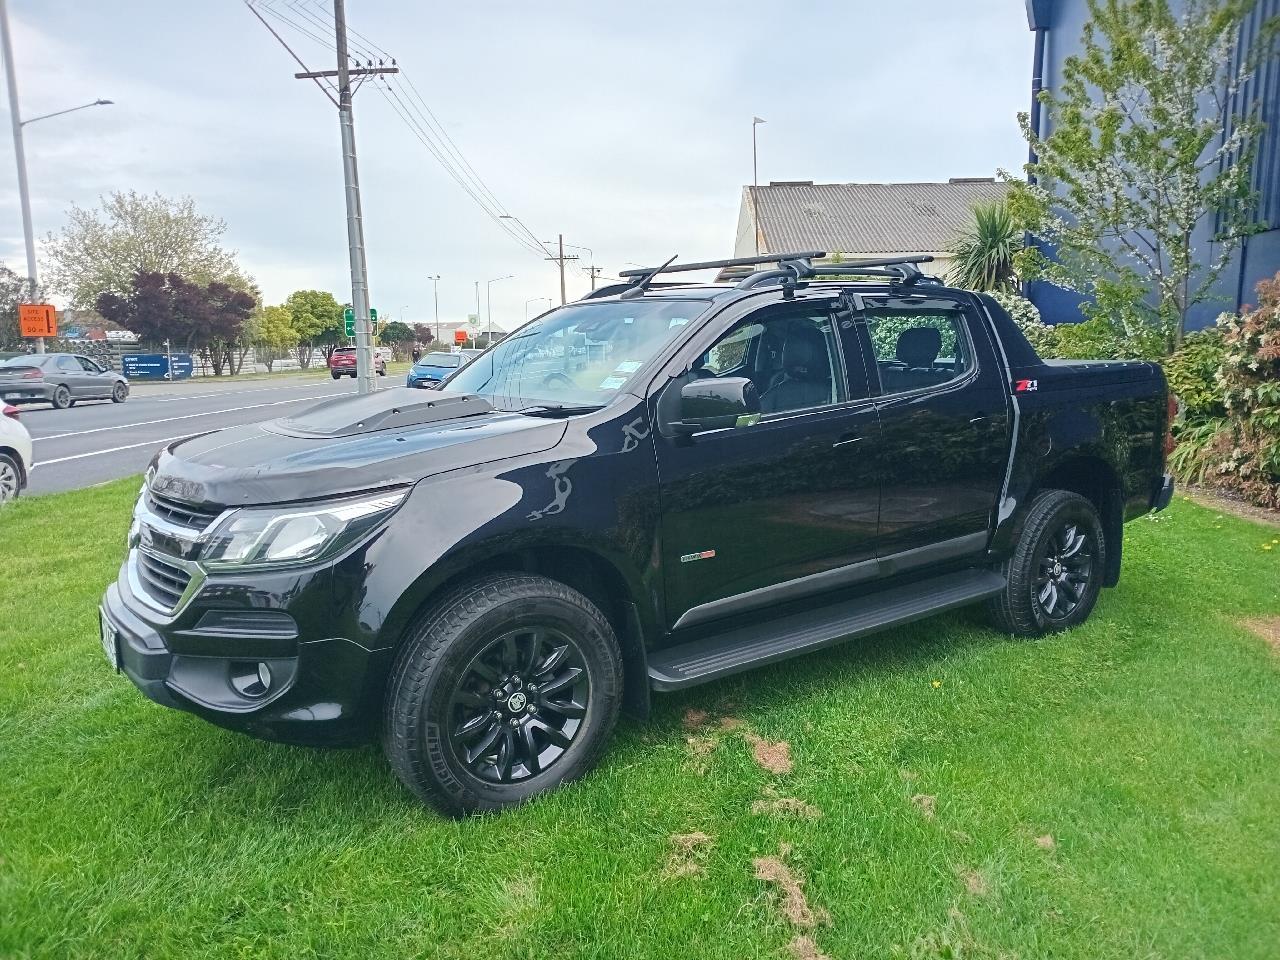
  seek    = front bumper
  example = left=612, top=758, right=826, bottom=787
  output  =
left=406, top=375, right=440, bottom=389
left=100, top=551, right=393, bottom=745
left=1152, top=472, right=1175, bottom=512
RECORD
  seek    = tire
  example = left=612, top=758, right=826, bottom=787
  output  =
left=50, top=385, right=71, bottom=410
left=987, top=489, right=1105, bottom=636
left=0, top=453, right=20, bottom=503
left=331, top=371, right=341, bottom=380
left=111, top=382, right=128, bottom=403
left=383, top=573, right=623, bottom=816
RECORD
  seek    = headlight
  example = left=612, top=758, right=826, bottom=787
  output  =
left=199, top=489, right=407, bottom=570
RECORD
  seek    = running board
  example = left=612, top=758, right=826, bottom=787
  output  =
left=647, top=568, right=1006, bottom=691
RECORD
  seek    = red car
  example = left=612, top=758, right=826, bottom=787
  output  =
left=328, top=346, right=386, bottom=380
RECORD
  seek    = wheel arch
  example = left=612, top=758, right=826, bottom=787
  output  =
left=380, top=538, right=654, bottom=720
left=1016, top=453, right=1124, bottom=586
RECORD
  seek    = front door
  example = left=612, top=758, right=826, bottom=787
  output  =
left=654, top=300, right=881, bottom=630
left=856, top=296, right=1011, bottom=561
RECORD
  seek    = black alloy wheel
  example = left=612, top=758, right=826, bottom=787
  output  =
left=987, top=488, right=1105, bottom=636
left=1033, top=521, right=1094, bottom=621
left=383, top=573, right=622, bottom=815
left=447, top=626, right=590, bottom=783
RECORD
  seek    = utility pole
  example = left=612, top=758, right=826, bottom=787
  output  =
left=584, top=265, right=603, bottom=290
left=752, top=116, right=766, bottom=255
left=270, top=0, right=397, bottom=394
left=544, top=234, right=579, bottom=305
left=0, top=0, right=36, bottom=351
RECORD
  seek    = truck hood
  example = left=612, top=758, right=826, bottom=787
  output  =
left=149, top=388, right=568, bottom=508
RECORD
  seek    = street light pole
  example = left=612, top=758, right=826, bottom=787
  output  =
left=1, top=0, right=112, bottom=354
left=486, top=275, right=513, bottom=345
left=752, top=116, right=766, bottom=255
left=525, top=297, right=551, bottom=320
left=430, top=275, right=440, bottom=343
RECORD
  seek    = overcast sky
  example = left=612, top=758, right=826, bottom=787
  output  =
left=1, top=0, right=1033, bottom=331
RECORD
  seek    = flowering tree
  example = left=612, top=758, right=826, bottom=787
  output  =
left=1009, top=0, right=1278, bottom=351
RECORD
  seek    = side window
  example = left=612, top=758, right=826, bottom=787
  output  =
left=695, top=307, right=851, bottom=415
left=864, top=309, right=974, bottom=395
left=57, top=356, right=79, bottom=372
left=77, top=356, right=102, bottom=373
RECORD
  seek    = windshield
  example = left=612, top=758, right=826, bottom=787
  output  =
left=417, top=353, right=461, bottom=368
left=448, top=298, right=705, bottom=410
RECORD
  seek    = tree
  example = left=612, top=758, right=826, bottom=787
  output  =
left=377, top=320, right=415, bottom=358
left=1009, top=0, right=1279, bottom=351
left=412, top=322, right=436, bottom=345
left=946, top=200, right=1020, bottom=292
left=285, top=289, right=345, bottom=368
left=0, top=262, right=45, bottom=351
left=43, top=190, right=255, bottom=309
left=96, top=272, right=255, bottom=374
left=250, top=304, right=299, bottom=372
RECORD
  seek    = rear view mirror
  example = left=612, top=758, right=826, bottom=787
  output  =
left=675, top=376, right=760, bottom=434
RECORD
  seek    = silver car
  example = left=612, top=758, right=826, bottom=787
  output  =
left=0, top=353, right=130, bottom=409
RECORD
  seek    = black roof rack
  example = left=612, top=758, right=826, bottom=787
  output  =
left=603, top=251, right=937, bottom=300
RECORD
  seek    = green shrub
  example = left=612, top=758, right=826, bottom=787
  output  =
left=1050, top=317, right=1122, bottom=359
left=991, top=291, right=1059, bottom=355
left=1215, top=276, right=1280, bottom=507
left=1163, top=325, right=1226, bottom=420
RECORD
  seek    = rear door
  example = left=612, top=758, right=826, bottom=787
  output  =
left=855, top=295, right=1011, bottom=562
left=653, top=298, right=882, bottom=629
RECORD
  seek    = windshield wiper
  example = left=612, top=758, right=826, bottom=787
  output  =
left=509, top=403, right=604, bottom=417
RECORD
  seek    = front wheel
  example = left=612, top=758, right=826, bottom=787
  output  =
left=330, top=371, right=341, bottom=380
left=987, top=489, right=1105, bottom=636
left=111, top=382, right=128, bottom=403
left=383, top=573, right=623, bottom=816
left=0, top=452, right=20, bottom=502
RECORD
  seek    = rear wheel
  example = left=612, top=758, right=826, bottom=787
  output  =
left=383, top=573, right=622, bottom=816
left=987, top=489, right=1105, bottom=636
left=0, top=453, right=20, bottom=502
left=111, top=382, right=128, bottom=403
left=331, top=371, right=341, bottom=380
left=50, top=386, right=71, bottom=410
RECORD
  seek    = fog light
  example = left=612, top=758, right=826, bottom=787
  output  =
left=229, top=661, right=272, bottom=699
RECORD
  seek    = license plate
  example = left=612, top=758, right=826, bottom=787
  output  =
left=99, top=609, right=119, bottom=671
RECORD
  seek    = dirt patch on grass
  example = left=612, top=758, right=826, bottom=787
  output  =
left=1241, top=617, right=1280, bottom=654
left=745, top=734, right=793, bottom=775
left=665, top=832, right=713, bottom=877
left=753, top=855, right=827, bottom=928
left=682, top=707, right=711, bottom=730
left=1035, top=833, right=1056, bottom=850
left=958, top=867, right=989, bottom=897
left=787, top=935, right=831, bottom=960
left=911, top=793, right=937, bottom=820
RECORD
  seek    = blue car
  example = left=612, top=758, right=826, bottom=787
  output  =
left=405, top=350, right=481, bottom=389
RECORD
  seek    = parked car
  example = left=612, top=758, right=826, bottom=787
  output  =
left=101, top=252, right=1173, bottom=816
left=0, top=405, right=32, bottom=502
left=328, top=346, right=386, bottom=379
left=406, top=349, right=482, bottom=389
left=0, top=353, right=129, bottom=409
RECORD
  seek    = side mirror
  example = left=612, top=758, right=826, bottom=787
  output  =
left=675, top=376, right=760, bottom=434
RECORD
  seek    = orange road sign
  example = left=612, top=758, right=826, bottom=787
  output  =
left=18, top=303, right=57, bottom=338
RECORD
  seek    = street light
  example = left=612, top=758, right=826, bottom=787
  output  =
left=752, top=116, right=766, bottom=254
left=1, top=0, right=113, bottom=353
left=486, top=275, right=513, bottom=345
left=399, top=304, right=409, bottom=322
left=525, top=297, right=552, bottom=320
left=429, top=275, right=441, bottom=343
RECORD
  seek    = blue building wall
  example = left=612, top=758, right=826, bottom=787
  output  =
left=1025, top=0, right=1280, bottom=327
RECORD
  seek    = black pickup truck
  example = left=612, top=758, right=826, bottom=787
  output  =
left=100, top=252, right=1174, bottom=815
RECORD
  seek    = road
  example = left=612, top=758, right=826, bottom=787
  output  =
left=22, top=376, right=359, bottom=496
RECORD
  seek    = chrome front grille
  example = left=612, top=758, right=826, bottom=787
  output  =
left=146, top=491, right=222, bottom=532
left=135, top=550, right=194, bottom=611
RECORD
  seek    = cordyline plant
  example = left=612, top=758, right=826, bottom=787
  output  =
left=1008, top=0, right=1279, bottom=352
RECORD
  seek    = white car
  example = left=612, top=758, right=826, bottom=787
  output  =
left=0, top=404, right=33, bottom=502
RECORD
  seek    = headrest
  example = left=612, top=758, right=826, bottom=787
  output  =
left=895, top=327, right=942, bottom=369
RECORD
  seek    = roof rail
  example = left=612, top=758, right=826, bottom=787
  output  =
left=616, top=250, right=827, bottom=280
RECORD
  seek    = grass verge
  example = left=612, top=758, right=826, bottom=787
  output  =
left=1, top=484, right=1277, bottom=959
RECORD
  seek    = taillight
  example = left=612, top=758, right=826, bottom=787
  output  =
left=22, top=369, right=41, bottom=379
left=2, top=404, right=18, bottom=420
left=1164, top=393, right=1178, bottom=455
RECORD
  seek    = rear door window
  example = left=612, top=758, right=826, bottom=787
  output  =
left=863, top=306, right=974, bottom=395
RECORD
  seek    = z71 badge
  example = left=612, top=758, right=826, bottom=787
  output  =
left=680, top=549, right=717, bottom=563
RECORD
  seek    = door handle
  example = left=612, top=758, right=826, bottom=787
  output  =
left=832, top=435, right=862, bottom=449
left=969, top=415, right=987, bottom=424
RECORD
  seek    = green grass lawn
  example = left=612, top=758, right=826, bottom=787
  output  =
left=1, top=482, right=1278, bottom=959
